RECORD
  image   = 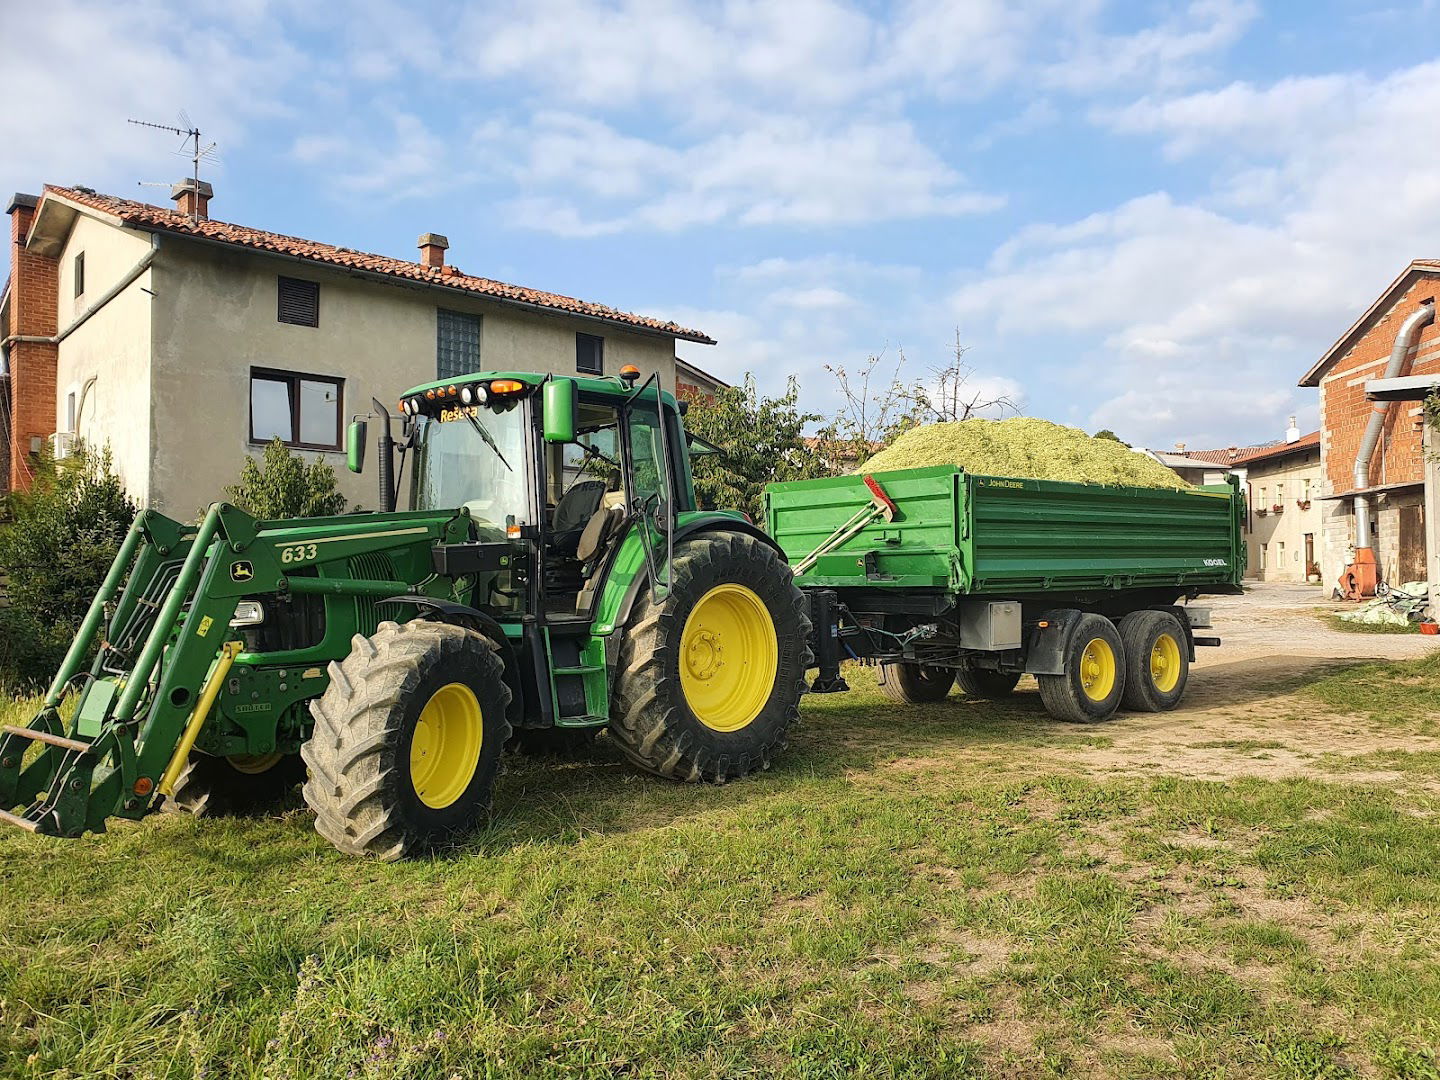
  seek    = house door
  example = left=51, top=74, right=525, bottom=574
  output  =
left=1304, top=533, right=1315, bottom=576
left=1398, top=504, right=1426, bottom=583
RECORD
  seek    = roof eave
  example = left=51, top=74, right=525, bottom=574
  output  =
left=122, top=217, right=716, bottom=346
left=1300, top=261, right=1440, bottom=387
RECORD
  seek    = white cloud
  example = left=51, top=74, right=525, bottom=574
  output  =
left=0, top=0, right=298, bottom=202
left=951, top=56, right=1440, bottom=448
left=483, top=113, right=1002, bottom=234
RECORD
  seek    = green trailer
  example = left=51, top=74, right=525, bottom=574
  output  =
left=766, top=465, right=1244, bottom=722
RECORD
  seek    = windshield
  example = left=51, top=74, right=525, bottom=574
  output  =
left=410, top=404, right=529, bottom=531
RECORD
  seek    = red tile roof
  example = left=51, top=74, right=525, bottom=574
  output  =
left=1181, top=444, right=1279, bottom=465
left=1229, top=430, right=1320, bottom=465
left=43, top=185, right=715, bottom=344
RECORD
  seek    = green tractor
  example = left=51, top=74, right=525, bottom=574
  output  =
left=0, top=368, right=810, bottom=859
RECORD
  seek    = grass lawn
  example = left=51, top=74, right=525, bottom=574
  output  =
left=2, top=655, right=1439, bottom=1079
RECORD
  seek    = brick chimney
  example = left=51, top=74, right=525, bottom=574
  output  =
left=6, top=192, right=59, bottom=493
left=417, top=232, right=449, bottom=269
left=170, top=178, right=212, bottom=221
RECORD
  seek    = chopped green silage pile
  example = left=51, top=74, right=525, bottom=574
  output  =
left=858, top=417, right=1190, bottom=489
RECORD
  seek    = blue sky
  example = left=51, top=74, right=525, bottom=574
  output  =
left=8, top=0, right=1440, bottom=450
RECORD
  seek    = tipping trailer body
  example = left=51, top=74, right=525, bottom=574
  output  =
left=767, top=465, right=1245, bottom=600
left=765, top=466, right=1245, bottom=710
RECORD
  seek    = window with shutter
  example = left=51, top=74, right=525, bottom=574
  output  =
left=73, top=252, right=85, bottom=298
left=437, top=309, right=482, bottom=379
left=277, top=277, right=320, bottom=327
left=576, top=333, right=603, bottom=375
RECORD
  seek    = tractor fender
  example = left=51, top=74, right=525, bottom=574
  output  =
left=609, top=516, right=786, bottom=636
left=381, top=595, right=508, bottom=648
left=1022, top=608, right=1087, bottom=676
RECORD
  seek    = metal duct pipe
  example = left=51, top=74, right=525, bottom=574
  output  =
left=1353, top=301, right=1435, bottom=547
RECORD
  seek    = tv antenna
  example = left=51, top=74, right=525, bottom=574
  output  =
left=127, top=113, right=219, bottom=221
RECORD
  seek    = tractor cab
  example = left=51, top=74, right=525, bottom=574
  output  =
left=376, top=368, right=692, bottom=624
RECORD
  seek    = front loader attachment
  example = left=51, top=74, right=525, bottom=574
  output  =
left=0, top=500, right=469, bottom=838
left=0, top=505, right=244, bottom=835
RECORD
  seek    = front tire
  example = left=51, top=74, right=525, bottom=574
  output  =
left=609, top=532, right=809, bottom=782
left=1119, top=610, right=1189, bottom=712
left=164, top=752, right=304, bottom=817
left=1037, top=614, right=1126, bottom=723
left=879, top=663, right=956, bottom=703
left=302, top=620, right=512, bottom=860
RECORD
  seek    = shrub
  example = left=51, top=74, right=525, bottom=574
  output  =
left=0, top=445, right=137, bottom=689
left=225, top=437, right=350, bottom=519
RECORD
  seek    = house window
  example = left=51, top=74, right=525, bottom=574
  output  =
left=576, top=333, right=603, bottom=375
left=1275, top=483, right=1285, bottom=504
left=437, top=309, right=481, bottom=380
left=1257, top=486, right=1267, bottom=505
left=1277, top=541, right=1285, bottom=563
left=65, top=392, right=76, bottom=433
left=249, top=368, right=343, bottom=449
left=73, top=252, right=85, bottom=298
left=277, top=277, right=320, bottom=327
left=1302, top=477, right=1312, bottom=501
left=1260, top=544, right=1267, bottom=571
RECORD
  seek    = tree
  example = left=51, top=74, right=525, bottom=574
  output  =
left=225, top=438, right=350, bottom=520
left=682, top=375, right=823, bottom=521
left=901, top=328, right=1017, bottom=424
left=0, top=444, right=137, bottom=687
left=813, top=350, right=922, bottom=471
left=1093, top=429, right=1131, bottom=447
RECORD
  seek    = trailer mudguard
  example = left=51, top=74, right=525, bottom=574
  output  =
left=1022, top=608, right=1086, bottom=676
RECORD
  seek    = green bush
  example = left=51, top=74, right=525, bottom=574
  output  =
left=0, top=446, right=137, bottom=689
left=225, top=437, right=350, bottom=519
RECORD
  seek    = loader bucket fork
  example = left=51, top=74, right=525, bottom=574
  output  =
left=0, top=504, right=248, bottom=836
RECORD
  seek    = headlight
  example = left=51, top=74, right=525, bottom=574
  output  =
left=229, top=600, right=266, bottom=627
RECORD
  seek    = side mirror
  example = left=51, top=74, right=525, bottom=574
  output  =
left=346, top=420, right=367, bottom=473
left=543, top=378, right=577, bottom=443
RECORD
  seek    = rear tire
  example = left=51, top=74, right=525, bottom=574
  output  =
left=1037, top=614, right=1126, bottom=723
left=165, top=752, right=304, bottom=817
left=954, top=667, right=1021, bottom=700
left=879, top=663, right=956, bottom=703
left=302, top=620, right=512, bottom=860
left=609, top=532, right=809, bottom=783
left=1119, top=610, right=1189, bottom=712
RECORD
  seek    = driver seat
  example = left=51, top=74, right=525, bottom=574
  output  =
left=550, top=480, right=608, bottom=557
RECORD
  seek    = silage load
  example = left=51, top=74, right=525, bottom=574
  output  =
left=858, top=417, right=1189, bottom=489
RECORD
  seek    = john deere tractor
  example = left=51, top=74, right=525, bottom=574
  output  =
left=0, top=368, right=810, bottom=859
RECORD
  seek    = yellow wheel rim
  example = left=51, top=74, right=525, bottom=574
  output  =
left=1078, top=637, right=1117, bottom=702
left=1150, top=632, right=1182, bottom=694
left=227, top=752, right=283, bottom=775
left=680, top=584, right=779, bottom=732
left=409, top=682, right=484, bottom=809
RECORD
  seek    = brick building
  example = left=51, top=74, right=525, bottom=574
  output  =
left=0, top=182, right=713, bottom=515
left=1300, top=261, right=1440, bottom=587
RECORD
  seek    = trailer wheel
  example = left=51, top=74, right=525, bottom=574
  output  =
left=955, top=667, right=1021, bottom=700
left=609, top=532, right=809, bottom=783
left=879, top=663, right=956, bottom=703
left=164, top=752, right=304, bottom=817
left=1037, top=614, right=1126, bottom=723
left=1118, top=610, right=1189, bottom=712
left=302, top=621, right=512, bottom=860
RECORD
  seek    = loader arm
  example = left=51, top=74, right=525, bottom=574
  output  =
left=0, top=502, right=474, bottom=837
